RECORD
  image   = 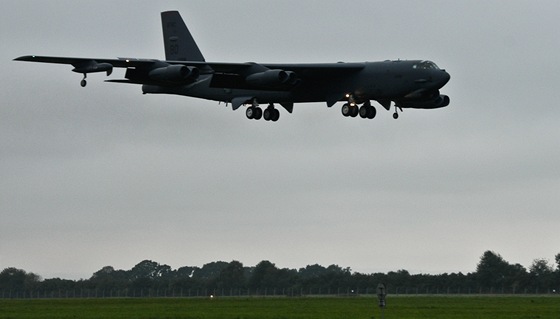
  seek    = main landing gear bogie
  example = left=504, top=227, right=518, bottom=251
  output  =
left=246, top=103, right=279, bottom=122
left=342, top=102, right=376, bottom=120
left=246, top=106, right=262, bottom=120
left=263, top=107, right=280, bottom=121
left=341, top=103, right=358, bottom=117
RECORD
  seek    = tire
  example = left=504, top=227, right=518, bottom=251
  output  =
left=359, top=105, right=368, bottom=118
left=246, top=107, right=254, bottom=119
left=367, top=106, right=377, bottom=119
left=272, top=109, right=280, bottom=121
left=263, top=108, right=271, bottom=121
left=341, top=103, right=351, bottom=117
left=254, top=107, right=262, bottom=120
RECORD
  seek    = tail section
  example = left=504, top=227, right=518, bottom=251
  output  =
left=161, top=11, right=205, bottom=62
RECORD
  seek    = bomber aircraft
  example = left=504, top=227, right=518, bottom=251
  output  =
left=15, top=11, right=450, bottom=122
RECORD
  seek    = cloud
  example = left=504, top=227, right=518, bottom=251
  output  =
left=1, top=0, right=559, bottom=279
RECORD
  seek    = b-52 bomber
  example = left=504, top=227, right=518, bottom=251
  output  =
left=15, top=11, right=450, bottom=122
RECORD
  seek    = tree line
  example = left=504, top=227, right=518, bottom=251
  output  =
left=2, top=251, right=559, bottom=298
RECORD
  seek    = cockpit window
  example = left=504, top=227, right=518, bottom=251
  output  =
left=412, top=60, right=439, bottom=70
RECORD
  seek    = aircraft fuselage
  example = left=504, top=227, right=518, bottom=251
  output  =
left=14, top=11, right=450, bottom=121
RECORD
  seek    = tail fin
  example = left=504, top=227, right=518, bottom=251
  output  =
left=161, top=11, right=205, bottom=62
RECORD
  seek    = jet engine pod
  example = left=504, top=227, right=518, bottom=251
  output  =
left=72, top=61, right=113, bottom=76
left=245, top=69, right=298, bottom=88
left=149, top=64, right=199, bottom=83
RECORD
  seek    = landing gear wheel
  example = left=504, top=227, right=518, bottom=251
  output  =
left=359, top=105, right=368, bottom=118
left=367, top=106, right=377, bottom=119
left=341, top=103, right=351, bottom=117
left=254, top=107, right=262, bottom=120
left=350, top=105, right=358, bottom=117
left=393, top=112, right=399, bottom=119
left=80, top=74, right=87, bottom=87
left=263, top=108, right=272, bottom=121
left=246, top=107, right=255, bottom=119
left=271, top=108, right=280, bottom=122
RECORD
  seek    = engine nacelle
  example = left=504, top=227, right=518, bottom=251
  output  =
left=148, top=64, right=199, bottom=83
left=245, top=69, right=298, bottom=88
left=72, top=61, right=113, bottom=76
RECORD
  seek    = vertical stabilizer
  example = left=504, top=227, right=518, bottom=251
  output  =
left=161, top=11, right=205, bottom=62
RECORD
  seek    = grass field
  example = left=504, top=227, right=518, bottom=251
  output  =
left=1, top=296, right=559, bottom=319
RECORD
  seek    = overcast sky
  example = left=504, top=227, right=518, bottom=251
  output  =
left=1, top=0, right=559, bottom=280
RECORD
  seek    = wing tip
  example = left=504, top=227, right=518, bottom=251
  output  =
left=14, top=55, right=35, bottom=61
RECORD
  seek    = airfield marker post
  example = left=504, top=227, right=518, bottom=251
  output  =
left=377, top=283, right=387, bottom=319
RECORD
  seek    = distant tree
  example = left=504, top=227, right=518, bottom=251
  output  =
left=248, top=260, right=278, bottom=289
left=508, top=263, right=529, bottom=293
left=0, top=267, right=40, bottom=291
left=476, top=251, right=511, bottom=289
left=92, top=266, right=116, bottom=278
left=530, top=259, right=553, bottom=276
left=129, top=260, right=162, bottom=280
left=297, top=264, right=328, bottom=289
left=215, top=260, right=246, bottom=289
left=298, top=264, right=327, bottom=279
left=40, top=277, right=76, bottom=291
left=318, top=265, right=353, bottom=289
left=554, top=253, right=560, bottom=289
left=387, top=269, right=411, bottom=287
left=192, top=261, right=229, bottom=283
left=168, top=266, right=199, bottom=291
left=529, top=258, right=554, bottom=291
left=175, top=266, right=197, bottom=278
left=89, top=265, right=128, bottom=290
left=275, top=267, right=298, bottom=289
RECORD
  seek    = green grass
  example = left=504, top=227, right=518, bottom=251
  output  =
left=0, top=296, right=559, bottom=319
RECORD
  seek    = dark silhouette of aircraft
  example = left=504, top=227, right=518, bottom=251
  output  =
left=15, top=11, right=450, bottom=121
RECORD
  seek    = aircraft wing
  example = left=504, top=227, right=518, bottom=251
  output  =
left=262, top=62, right=365, bottom=73
left=202, top=62, right=365, bottom=91
left=178, top=61, right=366, bottom=73
left=14, top=55, right=156, bottom=68
left=14, top=55, right=365, bottom=92
left=15, top=55, right=364, bottom=78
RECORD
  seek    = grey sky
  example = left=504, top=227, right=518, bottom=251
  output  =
left=1, top=0, right=559, bottom=280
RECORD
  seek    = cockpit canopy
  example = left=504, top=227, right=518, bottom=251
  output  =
left=412, top=60, right=439, bottom=70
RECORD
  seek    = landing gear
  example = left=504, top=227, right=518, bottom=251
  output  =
left=246, top=102, right=279, bottom=121
left=341, top=97, right=401, bottom=120
left=359, top=101, right=376, bottom=119
left=80, top=74, right=87, bottom=87
left=246, top=106, right=262, bottom=120
left=341, top=103, right=359, bottom=117
left=393, top=105, right=403, bottom=119
left=342, top=101, right=376, bottom=119
left=263, top=104, right=280, bottom=121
